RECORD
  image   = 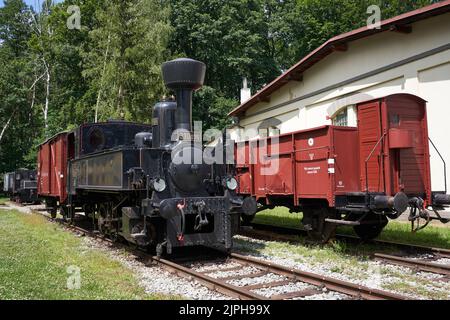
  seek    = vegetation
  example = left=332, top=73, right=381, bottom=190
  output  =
left=254, top=207, right=450, bottom=249
left=0, top=0, right=440, bottom=172
left=0, top=209, right=171, bottom=299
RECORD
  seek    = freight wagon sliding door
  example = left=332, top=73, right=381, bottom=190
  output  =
left=52, top=137, right=67, bottom=202
left=358, top=101, right=384, bottom=192
left=38, top=143, right=51, bottom=195
left=295, top=127, right=331, bottom=201
left=262, top=135, right=294, bottom=196
left=385, top=95, right=431, bottom=198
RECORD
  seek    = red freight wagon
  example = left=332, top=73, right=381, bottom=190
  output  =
left=37, top=131, right=72, bottom=217
left=236, top=94, right=450, bottom=241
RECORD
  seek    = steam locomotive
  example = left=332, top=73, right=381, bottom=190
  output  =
left=38, top=58, right=243, bottom=255
left=3, top=169, right=39, bottom=204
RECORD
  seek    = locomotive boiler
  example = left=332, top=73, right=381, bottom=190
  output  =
left=236, top=94, right=450, bottom=242
left=60, top=58, right=242, bottom=255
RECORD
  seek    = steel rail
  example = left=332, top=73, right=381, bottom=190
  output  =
left=246, top=222, right=450, bottom=256
left=150, top=256, right=266, bottom=300
left=29, top=208, right=266, bottom=300
left=27, top=205, right=410, bottom=300
left=374, top=253, right=450, bottom=276
left=230, top=253, right=410, bottom=300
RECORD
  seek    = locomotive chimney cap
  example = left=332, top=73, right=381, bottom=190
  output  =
left=162, top=58, right=206, bottom=91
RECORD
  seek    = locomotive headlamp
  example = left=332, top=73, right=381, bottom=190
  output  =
left=152, top=178, right=167, bottom=192
left=226, top=177, right=238, bottom=191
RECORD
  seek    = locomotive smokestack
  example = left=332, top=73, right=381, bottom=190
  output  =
left=162, top=58, right=206, bottom=132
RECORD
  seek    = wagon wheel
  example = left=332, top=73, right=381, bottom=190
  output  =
left=353, top=213, right=388, bottom=241
left=304, top=207, right=337, bottom=243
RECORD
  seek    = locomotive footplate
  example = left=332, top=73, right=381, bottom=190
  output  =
left=150, top=196, right=237, bottom=253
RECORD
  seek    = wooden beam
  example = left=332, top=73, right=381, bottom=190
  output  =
left=256, top=95, right=271, bottom=103
left=286, top=73, right=303, bottom=82
left=389, top=24, right=412, bottom=34
left=330, top=43, right=348, bottom=52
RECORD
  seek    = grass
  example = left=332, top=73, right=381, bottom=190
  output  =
left=0, top=209, right=173, bottom=300
left=253, top=207, right=450, bottom=249
left=0, top=197, right=8, bottom=205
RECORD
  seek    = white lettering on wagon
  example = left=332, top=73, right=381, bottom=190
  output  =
left=304, top=166, right=321, bottom=174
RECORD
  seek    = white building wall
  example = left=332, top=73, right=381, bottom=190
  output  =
left=235, top=13, right=450, bottom=191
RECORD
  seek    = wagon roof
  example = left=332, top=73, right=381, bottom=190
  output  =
left=38, top=131, right=70, bottom=147
left=229, top=0, right=450, bottom=117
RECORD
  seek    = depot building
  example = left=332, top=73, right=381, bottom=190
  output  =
left=228, top=1, right=450, bottom=191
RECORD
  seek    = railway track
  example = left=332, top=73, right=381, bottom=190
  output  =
left=242, top=223, right=450, bottom=281
left=16, top=204, right=410, bottom=301
left=374, top=253, right=450, bottom=279
left=245, top=222, right=450, bottom=256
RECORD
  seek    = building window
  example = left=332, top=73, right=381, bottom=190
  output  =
left=333, top=108, right=348, bottom=126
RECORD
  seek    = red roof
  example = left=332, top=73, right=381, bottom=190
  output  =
left=229, top=0, right=450, bottom=117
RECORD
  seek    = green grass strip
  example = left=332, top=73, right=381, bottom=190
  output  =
left=0, top=209, right=171, bottom=300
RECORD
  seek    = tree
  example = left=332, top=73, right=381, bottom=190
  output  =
left=193, top=86, right=237, bottom=131
left=169, top=0, right=279, bottom=100
left=0, top=0, right=36, bottom=172
left=82, top=0, right=172, bottom=123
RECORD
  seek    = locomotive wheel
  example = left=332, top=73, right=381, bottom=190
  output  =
left=304, top=207, right=337, bottom=243
left=353, top=214, right=388, bottom=240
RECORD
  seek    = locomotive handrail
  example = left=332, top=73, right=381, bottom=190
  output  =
left=428, top=137, right=447, bottom=194
left=364, top=133, right=386, bottom=193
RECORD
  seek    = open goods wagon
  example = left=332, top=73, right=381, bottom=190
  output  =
left=236, top=94, right=450, bottom=241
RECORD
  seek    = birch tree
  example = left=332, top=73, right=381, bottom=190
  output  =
left=83, top=0, right=172, bottom=123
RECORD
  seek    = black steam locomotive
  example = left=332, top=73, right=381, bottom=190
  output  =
left=67, top=58, right=243, bottom=255
left=3, top=169, right=39, bottom=204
